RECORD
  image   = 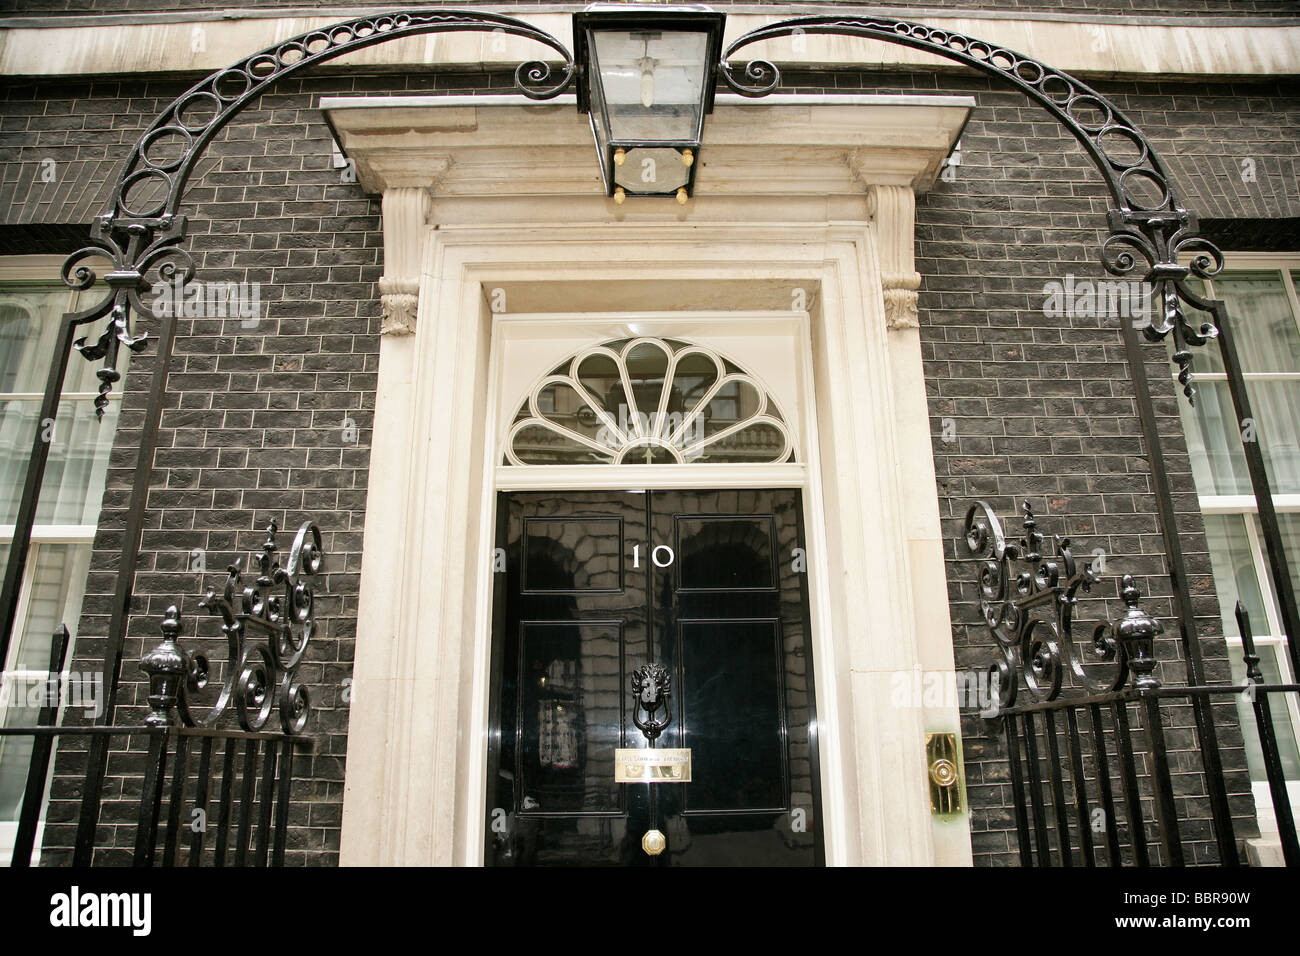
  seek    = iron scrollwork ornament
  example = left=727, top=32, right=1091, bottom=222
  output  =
left=140, top=519, right=325, bottom=735
left=963, top=500, right=1165, bottom=711
left=631, top=662, right=672, bottom=742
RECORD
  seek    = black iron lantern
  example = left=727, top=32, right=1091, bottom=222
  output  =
left=574, top=4, right=726, bottom=204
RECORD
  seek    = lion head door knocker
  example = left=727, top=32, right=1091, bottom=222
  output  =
left=630, top=662, right=672, bottom=742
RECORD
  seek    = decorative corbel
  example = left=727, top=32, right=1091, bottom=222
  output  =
left=868, top=184, right=923, bottom=331
left=379, top=187, right=434, bottom=336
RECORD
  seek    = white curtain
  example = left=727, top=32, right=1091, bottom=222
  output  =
left=1179, top=273, right=1300, bottom=495
left=0, top=287, right=120, bottom=526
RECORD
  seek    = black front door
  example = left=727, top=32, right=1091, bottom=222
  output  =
left=486, top=489, right=822, bottom=866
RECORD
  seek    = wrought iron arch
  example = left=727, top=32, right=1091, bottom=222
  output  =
left=62, top=10, right=578, bottom=411
left=722, top=16, right=1222, bottom=393
left=54, top=10, right=1232, bottom=413
left=2, top=9, right=1294, bottom=866
left=725, top=18, right=1172, bottom=212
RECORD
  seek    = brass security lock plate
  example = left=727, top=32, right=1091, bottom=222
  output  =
left=926, top=733, right=962, bottom=814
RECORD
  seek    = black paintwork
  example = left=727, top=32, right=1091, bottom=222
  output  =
left=486, top=489, right=823, bottom=866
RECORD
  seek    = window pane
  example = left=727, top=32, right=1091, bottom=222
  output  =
left=507, top=337, right=793, bottom=466
left=0, top=690, right=41, bottom=822
left=0, top=285, right=120, bottom=838
left=1229, top=647, right=1300, bottom=782
left=0, top=542, right=93, bottom=824
left=0, top=285, right=126, bottom=526
left=1179, top=380, right=1300, bottom=495
left=1176, top=277, right=1225, bottom=374
left=1214, top=272, right=1300, bottom=374
left=12, top=543, right=92, bottom=672
left=0, top=397, right=120, bottom=525
left=0, top=285, right=102, bottom=394
left=1275, top=513, right=1300, bottom=616
left=1181, top=381, right=1244, bottom=494
left=1204, top=514, right=1269, bottom=639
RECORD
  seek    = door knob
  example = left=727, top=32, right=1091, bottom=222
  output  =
left=642, top=829, right=667, bottom=856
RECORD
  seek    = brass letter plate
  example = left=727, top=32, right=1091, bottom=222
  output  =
left=615, top=748, right=691, bottom=782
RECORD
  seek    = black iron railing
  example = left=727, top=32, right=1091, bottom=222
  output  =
left=5, top=723, right=310, bottom=868
left=966, top=501, right=1299, bottom=866
left=3, top=520, right=324, bottom=867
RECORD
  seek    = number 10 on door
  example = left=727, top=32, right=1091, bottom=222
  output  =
left=631, top=544, right=675, bottom=568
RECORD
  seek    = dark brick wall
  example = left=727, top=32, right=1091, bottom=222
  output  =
left=1, top=29, right=1295, bottom=865
left=2, top=1, right=1298, bottom=21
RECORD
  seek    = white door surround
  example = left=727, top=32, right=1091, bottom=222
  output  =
left=330, top=94, right=975, bottom=866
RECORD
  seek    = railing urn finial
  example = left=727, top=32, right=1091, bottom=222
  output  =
left=140, top=604, right=187, bottom=727
left=1115, top=575, right=1163, bottom=691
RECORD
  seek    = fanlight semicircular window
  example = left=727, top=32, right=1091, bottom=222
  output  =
left=504, top=337, right=795, bottom=466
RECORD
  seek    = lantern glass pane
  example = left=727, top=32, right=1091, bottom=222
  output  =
left=590, top=29, right=709, bottom=143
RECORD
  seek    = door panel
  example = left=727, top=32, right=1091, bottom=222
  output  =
left=487, top=489, right=822, bottom=866
left=655, top=490, right=819, bottom=866
left=489, top=492, right=648, bottom=867
left=518, top=620, right=623, bottom=813
left=678, top=619, right=786, bottom=812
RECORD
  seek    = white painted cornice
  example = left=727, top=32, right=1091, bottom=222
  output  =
left=321, top=93, right=973, bottom=216
left=1, top=11, right=1296, bottom=79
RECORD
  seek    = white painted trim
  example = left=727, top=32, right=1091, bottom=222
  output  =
left=340, top=219, right=971, bottom=867
left=495, top=463, right=808, bottom=490
left=0, top=394, right=121, bottom=403
left=3, top=14, right=1295, bottom=79
left=1181, top=372, right=1300, bottom=382
left=0, top=257, right=69, bottom=284
left=0, top=822, right=42, bottom=867
left=337, top=98, right=971, bottom=868
left=1214, top=253, right=1300, bottom=270
left=322, top=95, right=971, bottom=198
left=1200, top=496, right=1300, bottom=514
left=468, top=250, right=842, bottom=866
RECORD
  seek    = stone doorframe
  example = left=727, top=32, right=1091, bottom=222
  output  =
left=328, top=93, right=975, bottom=865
